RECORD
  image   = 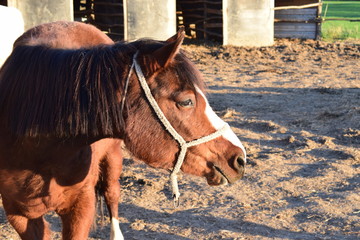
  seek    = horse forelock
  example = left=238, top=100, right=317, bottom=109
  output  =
left=0, top=43, right=136, bottom=138
left=175, top=52, right=206, bottom=92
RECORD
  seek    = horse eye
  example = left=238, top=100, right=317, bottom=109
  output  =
left=177, top=99, right=194, bottom=108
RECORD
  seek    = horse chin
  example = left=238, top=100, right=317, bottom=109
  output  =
left=207, top=166, right=229, bottom=186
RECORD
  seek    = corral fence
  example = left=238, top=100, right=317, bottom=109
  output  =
left=274, top=0, right=322, bottom=39
left=3, top=0, right=359, bottom=45
left=72, top=0, right=320, bottom=42
left=73, top=0, right=224, bottom=42
left=74, top=0, right=124, bottom=40
left=1, top=0, right=322, bottom=42
left=322, top=1, right=360, bottom=22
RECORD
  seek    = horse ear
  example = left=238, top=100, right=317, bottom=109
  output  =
left=165, top=26, right=185, bottom=43
left=152, top=27, right=185, bottom=69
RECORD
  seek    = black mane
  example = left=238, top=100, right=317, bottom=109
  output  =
left=0, top=43, right=135, bottom=137
left=0, top=39, right=204, bottom=138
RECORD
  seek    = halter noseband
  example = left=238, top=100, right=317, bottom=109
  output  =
left=128, top=51, right=230, bottom=206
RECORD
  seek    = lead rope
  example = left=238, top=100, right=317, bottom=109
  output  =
left=132, top=52, right=230, bottom=207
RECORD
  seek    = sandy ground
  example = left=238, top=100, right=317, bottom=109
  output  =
left=1, top=39, right=359, bottom=239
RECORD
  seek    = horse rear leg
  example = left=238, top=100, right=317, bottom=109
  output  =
left=2, top=198, right=50, bottom=240
left=99, top=141, right=124, bottom=240
left=58, top=188, right=96, bottom=240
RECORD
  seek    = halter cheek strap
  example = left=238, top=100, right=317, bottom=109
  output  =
left=131, top=51, right=230, bottom=207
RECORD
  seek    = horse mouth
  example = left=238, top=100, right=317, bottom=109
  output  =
left=212, top=165, right=230, bottom=185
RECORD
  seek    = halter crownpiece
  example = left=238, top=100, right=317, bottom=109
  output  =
left=120, top=51, right=138, bottom=115
left=131, top=51, right=231, bottom=207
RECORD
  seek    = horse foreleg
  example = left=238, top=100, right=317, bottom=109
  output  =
left=2, top=198, right=50, bottom=240
left=58, top=188, right=96, bottom=240
left=7, top=215, right=50, bottom=240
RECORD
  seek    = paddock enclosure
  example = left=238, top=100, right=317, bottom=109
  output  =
left=1, top=37, right=359, bottom=239
left=0, top=1, right=359, bottom=240
left=2, top=0, right=322, bottom=47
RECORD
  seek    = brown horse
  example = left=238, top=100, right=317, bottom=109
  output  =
left=13, top=21, right=124, bottom=240
left=0, top=21, right=246, bottom=240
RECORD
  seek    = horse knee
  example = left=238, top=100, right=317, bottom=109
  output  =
left=104, top=179, right=121, bottom=198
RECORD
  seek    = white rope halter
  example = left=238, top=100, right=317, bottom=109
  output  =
left=130, top=51, right=230, bottom=206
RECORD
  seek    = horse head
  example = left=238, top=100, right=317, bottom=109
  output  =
left=123, top=29, right=246, bottom=189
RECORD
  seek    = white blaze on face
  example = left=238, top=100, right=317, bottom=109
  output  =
left=196, top=87, right=247, bottom=162
left=110, top=217, right=124, bottom=240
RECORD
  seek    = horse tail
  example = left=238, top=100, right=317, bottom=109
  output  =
left=94, top=176, right=106, bottom=231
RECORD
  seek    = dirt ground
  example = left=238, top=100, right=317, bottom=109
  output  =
left=1, top=39, right=359, bottom=240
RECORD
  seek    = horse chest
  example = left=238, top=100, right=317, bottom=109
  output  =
left=0, top=141, right=100, bottom=217
left=0, top=165, right=97, bottom=217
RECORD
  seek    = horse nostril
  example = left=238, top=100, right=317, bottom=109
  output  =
left=237, top=156, right=246, bottom=168
left=234, top=155, right=246, bottom=177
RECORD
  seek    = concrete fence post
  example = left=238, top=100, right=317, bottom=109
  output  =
left=223, top=0, right=274, bottom=47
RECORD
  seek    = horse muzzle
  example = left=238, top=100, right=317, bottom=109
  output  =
left=209, top=153, right=246, bottom=186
